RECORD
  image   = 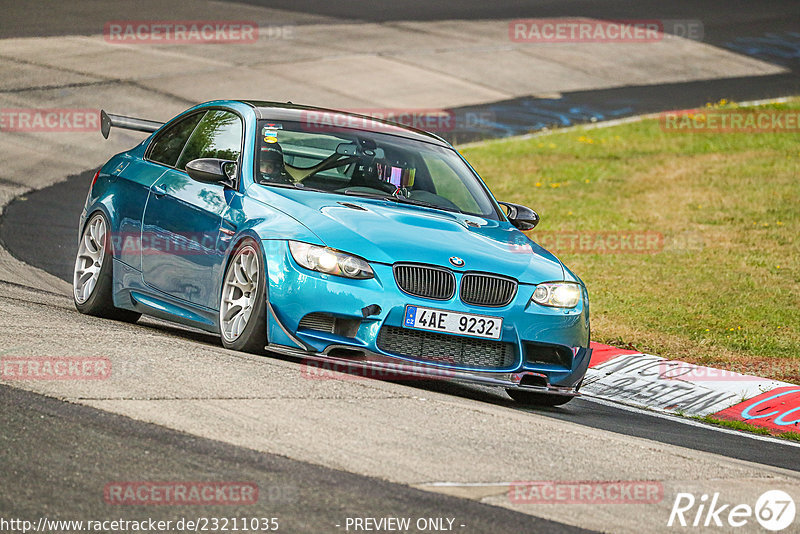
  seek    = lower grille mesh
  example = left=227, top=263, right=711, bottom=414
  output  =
left=377, top=326, right=515, bottom=369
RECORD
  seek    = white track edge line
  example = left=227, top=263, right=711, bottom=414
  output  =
left=580, top=394, right=800, bottom=448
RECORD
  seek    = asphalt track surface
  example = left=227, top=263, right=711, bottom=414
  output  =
left=0, top=384, right=590, bottom=533
left=2, top=170, right=800, bottom=475
left=2, top=1, right=799, bottom=143
left=2, top=1, right=800, bottom=531
left=3, top=0, right=798, bottom=45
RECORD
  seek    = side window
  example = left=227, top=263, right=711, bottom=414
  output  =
left=148, top=112, right=205, bottom=167
left=176, top=110, right=243, bottom=171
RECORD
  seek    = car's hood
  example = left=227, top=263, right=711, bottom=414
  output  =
left=248, top=186, right=567, bottom=284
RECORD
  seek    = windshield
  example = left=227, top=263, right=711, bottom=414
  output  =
left=254, top=120, right=501, bottom=219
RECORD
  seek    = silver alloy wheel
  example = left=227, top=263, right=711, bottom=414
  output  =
left=220, top=244, right=260, bottom=342
left=73, top=213, right=107, bottom=304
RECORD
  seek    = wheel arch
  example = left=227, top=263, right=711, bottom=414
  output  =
left=81, top=201, right=121, bottom=258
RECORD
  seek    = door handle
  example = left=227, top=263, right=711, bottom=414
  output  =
left=152, top=185, right=167, bottom=197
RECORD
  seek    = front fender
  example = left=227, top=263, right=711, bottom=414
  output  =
left=233, top=186, right=323, bottom=245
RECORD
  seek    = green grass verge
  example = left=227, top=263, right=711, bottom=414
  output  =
left=695, top=415, right=800, bottom=442
left=460, top=99, right=800, bottom=382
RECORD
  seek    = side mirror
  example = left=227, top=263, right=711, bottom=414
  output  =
left=185, top=158, right=237, bottom=186
left=499, top=201, right=539, bottom=231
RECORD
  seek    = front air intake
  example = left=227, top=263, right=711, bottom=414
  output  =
left=523, top=342, right=573, bottom=369
left=298, top=312, right=336, bottom=333
left=298, top=313, right=360, bottom=338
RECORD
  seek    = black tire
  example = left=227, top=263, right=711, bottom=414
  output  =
left=73, top=212, right=141, bottom=323
left=506, top=388, right=574, bottom=406
left=218, top=238, right=267, bottom=354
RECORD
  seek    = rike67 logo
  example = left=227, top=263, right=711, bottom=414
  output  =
left=668, top=490, right=796, bottom=531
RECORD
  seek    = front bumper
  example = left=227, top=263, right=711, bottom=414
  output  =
left=262, top=240, right=591, bottom=392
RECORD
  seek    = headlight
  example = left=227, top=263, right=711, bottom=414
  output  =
left=289, top=241, right=374, bottom=279
left=531, top=282, right=582, bottom=308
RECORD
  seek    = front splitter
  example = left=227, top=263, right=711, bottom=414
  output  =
left=266, top=343, right=579, bottom=397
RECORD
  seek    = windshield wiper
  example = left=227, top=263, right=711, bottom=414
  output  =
left=257, top=181, right=296, bottom=189
left=342, top=190, right=459, bottom=213
left=390, top=195, right=445, bottom=210
left=258, top=181, right=330, bottom=193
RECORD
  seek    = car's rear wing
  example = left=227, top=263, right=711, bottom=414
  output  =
left=100, top=110, right=163, bottom=139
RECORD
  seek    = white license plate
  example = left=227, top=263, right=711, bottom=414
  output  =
left=403, top=305, right=503, bottom=340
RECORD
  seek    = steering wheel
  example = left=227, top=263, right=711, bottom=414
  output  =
left=288, top=154, right=358, bottom=182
